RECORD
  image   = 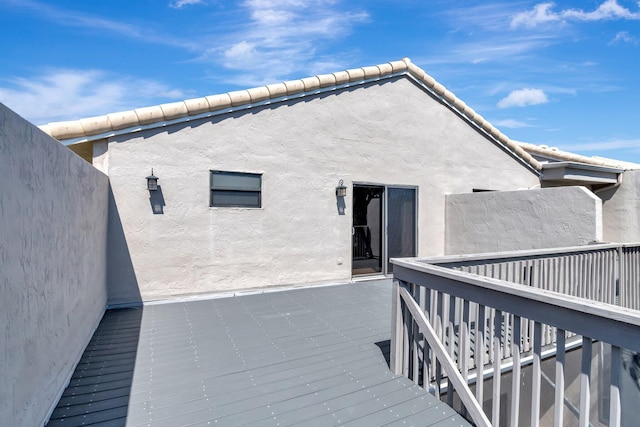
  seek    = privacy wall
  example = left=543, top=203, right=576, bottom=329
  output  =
left=0, top=104, right=109, bottom=426
left=445, top=186, right=603, bottom=254
left=599, top=169, right=640, bottom=243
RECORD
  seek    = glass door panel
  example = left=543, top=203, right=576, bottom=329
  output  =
left=386, top=187, right=417, bottom=273
left=352, top=185, right=384, bottom=276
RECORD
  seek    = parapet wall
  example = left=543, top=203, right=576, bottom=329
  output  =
left=0, top=103, right=109, bottom=426
left=445, top=187, right=603, bottom=255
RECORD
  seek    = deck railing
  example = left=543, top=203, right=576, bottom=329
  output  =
left=390, top=243, right=640, bottom=427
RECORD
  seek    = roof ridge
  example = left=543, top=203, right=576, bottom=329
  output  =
left=39, top=57, right=543, bottom=172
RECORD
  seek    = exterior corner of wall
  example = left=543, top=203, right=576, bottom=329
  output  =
left=93, top=140, right=109, bottom=174
left=594, top=193, right=604, bottom=242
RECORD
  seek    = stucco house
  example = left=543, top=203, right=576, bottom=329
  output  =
left=3, top=57, right=640, bottom=426
left=33, top=57, right=637, bottom=306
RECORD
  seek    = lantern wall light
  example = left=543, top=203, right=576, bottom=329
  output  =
left=146, top=169, right=159, bottom=191
left=335, top=179, right=347, bottom=197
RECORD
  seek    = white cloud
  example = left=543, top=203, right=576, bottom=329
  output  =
left=0, top=69, right=186, bottom=124
left=4, top=0, right=197, bottom=50
left=493, top=119, right=534, bottom=128
left=497, top=88, right=548, bottom=108
left=511, top=3, right=560, bottom=28
left=169, top=0, right=205, bottom=8
left=208, top=0, right=368, bottom=83
left=511, top=0, right=640, bottom=28
left=609, top=31, right=639, bottom=45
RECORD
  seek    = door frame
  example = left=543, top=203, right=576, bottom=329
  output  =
left=351, top=182, right=418, bottom=277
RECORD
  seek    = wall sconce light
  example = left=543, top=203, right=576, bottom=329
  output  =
left=335, top=179, right=347, bottom=197
left=146, top=169, right=159, bottom=191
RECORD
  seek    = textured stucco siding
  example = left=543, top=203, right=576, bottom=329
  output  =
left=445, top=186, right=603, bottom=254
left=599, top=169, right=640, bottom=243
left=105, top=77, right=540, bottom=302
left=0, top=103, right=109, bottom=426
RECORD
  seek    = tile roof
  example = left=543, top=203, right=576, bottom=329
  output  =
left=39, top=57, right=542, bottom=171
left=518, top=141, right=640, bottom=170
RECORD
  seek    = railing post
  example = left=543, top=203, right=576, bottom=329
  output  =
left=579, top=337, right=592, bottom=427
left=390, top=279, right=404, bottom=375
left=610, top=345, right=621, bottom=427
left=554, top=329, right=566, bottom=427
left=617, top=245, right=623, bottom=307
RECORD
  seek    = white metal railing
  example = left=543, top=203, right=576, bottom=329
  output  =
left=390, top=243, right=640, bottom=427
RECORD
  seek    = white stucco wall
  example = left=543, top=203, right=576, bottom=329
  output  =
left=104, top=77, right=540, bottom=302
left=445, top=187, right=603, bottom=254
left=599, top=169, right=640, bottom=243
left=0, top=103, right=109, bottom=426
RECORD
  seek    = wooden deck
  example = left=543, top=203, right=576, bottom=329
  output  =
left=47, top=279, right=470, bottom=426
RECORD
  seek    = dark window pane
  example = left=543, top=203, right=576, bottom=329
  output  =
left=211, top=190, right=261, bottom=208
left=211, top=171, right=261, bottom=191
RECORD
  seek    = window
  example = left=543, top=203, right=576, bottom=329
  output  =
left=210, top=171, right=262, bottom=208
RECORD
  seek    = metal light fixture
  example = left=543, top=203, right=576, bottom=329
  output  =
left=146, top=169, right=159, bottom=191
left=335, top=179, right=347, bottom=197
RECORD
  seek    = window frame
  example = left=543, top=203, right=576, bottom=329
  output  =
left=209, top=170, right=262, bottom=208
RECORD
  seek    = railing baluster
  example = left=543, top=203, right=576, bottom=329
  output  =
left=476, top=304, right=486, bottom=407
left=492, top=309, right=502, bottom=427
left=423, top=288, right=432, bottom=388
left=461, top=299, right=470, bottom=383
left=579, top=337, right=592, bottom=427
left=435, top=358, right=442, bottom=397
left=531, top=321, right=542, bottom=427
left=432, top=290, right=441, bottom=381
left=627, top=248, right=640, bottom=310
left=403, top=288, right=410, bottom=377
left=457, top=297, right=464, bottom=370
left=555, top=329, right=565, bottom=427
left=448, top=295, right=456, bottom=362
left=488, top=307, right=495, bottom=366
left=442, top=293, right=450, bottom=358
left=411, top=283, right=419, bottom=384
left=447, top=294, right=456, bottom=408
left=510, top=315, right=521, bottom=427
left=610, top=345, right=621, bottom=427
left=390, top=280, right=403, bottom=375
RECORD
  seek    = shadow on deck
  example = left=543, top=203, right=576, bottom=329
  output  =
left=47, top=280, right=470, bottom=426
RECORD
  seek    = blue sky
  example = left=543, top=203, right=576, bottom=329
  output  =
left=1, top=0, right=640, bottom=163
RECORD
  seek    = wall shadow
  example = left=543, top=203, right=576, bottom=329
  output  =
left=46, top=307, right=143, bottom=426
left=107, top=183, right=142, bottom=306
left=149, top=185, right=166, bottom=214
left=375, top=339, right=391, bottom=368
left=336, top=194, right=346, bottom=215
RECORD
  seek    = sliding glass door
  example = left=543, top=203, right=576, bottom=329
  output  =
left=352, top=184, right=417, bottom=276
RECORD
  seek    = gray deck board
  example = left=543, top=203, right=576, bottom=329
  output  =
left=47, top=280, right=471, bottom=427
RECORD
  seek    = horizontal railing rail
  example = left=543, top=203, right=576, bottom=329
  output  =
left=391, top=245, right=640, bottom=427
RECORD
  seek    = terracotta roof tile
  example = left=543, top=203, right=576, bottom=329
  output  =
left=301, top=76, right=321, bottom=92
left=184, top=97, right=210, bottom=115
left=265, top=82, right=288, bottom=98
left=346, top=67, right=365, bottom=82
left=332, top=70, right=350, bottom=85
left=159, top=101, right=188, bottom=121
left=205, top=93, right=232, bottom=111
left=246, top=86, right=270, bottom=103
left=317, top=73, right=336, bottom=88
